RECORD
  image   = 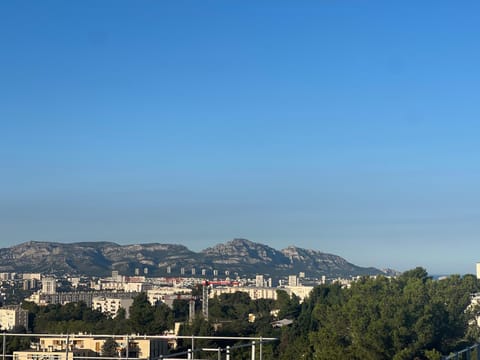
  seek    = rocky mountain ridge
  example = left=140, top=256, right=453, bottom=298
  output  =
left=0, top=239, right=393, bottom=278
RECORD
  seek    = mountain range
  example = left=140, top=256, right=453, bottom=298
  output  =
left=0, top=239, right=396, bottom=279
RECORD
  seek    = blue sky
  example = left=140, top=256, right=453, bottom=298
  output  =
left=1, top=1, right=480, bottom=275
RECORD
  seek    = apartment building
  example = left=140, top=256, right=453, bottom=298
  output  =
left=209, top=286, right=278, bottom=301
left=92, top=296, right=134, bottom=318
left=41, top=277, right=57, bottom=295
left=0, top=306, right=28, bottom=330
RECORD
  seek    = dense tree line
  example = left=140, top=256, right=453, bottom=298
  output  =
left=6, top=268, right=480, bottom=359
left=277, top=268, right=480, bottom=360
left=21, top=293, right=174, bottom=335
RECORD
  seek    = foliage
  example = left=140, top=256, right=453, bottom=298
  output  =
left=101, top=337, right=119, bottom=357
left=300, top=268, right=480, bottom=360
left=0, top=326, right=32, bottom=353
left=276, top=290, right=301, bottom=319
left=25, top=301, right=113, bottom=333
left=172, top=299, right=189, bottom=322
left=128, top=293, right=155, bottom=334
left=128, top=293, right=173, bottom=334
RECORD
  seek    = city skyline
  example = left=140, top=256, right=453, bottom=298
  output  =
left=2, top=1, right=480, bottom=275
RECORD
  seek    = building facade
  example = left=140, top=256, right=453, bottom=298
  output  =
left=0, top=306, right=28, bottom=330
left=92, top=297, right=134, bottom=318
left=41, top=277, right=57, bottom=295
left=209, top=286, right=278, bottom=301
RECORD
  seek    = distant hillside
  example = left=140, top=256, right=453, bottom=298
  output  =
left=0, top=241, right=199, bottom=276
left=0, top=239, right=394, bottom=278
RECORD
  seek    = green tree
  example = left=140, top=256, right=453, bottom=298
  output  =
left=172, top=299, right=190, bottom=322
left=102, top=338, right=119, bottom=357
left=151, top=302, right=174, bottom=334
left=304, top=270, right=480, bottom=359
left=129, top=293, right=155, bottom=334
left=276, top=290, right=300, bottom=319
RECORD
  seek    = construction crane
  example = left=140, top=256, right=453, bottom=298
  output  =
left=201, top=280, right=239, bottom=320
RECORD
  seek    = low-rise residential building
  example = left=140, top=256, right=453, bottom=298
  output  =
left=13, top=348, right=93, bottom=360
left=208, top=284, right=314, bottom=302
left=25, top=291, right=137, bottom=307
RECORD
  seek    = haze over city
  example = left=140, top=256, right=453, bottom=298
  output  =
left=1, top=1, right=480, bottom=275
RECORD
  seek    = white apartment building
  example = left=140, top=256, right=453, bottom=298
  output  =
left=124, top=282, right=148, bottom=293
left=94, top=275, right=149, bottom=292
left=0, top=306, right=28, bottom=330
left=41, top=277, right=57, bottom=294
left=288, top=275, right=298, bottom=287
left=147, top=288, right=192, bottom=306
left=209, top=286, right=278, bottom=301
left=22, top=273, right=41, bottom=281
left=26, top=290, right=136, bottom=307
left=283, top=285, right=314, bottom=302
left=92, top=297, right=134, bottom=318
left=0, top=273, right=14, bottom=281
left=208, top=284, right=313, bottom=302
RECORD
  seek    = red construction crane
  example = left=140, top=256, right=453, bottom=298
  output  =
left=201, top=279, right=239, bottom=319
left=202, top=280, right=239, bottom=286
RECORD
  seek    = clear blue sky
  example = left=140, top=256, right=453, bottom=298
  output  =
left=1, top=1, right=479, bottom=275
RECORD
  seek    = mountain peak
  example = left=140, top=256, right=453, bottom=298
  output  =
left=230, top=238, right=256, bottom=247
left=203, top=238, right=274, bottom=256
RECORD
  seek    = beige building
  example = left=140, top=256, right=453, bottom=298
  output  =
left=208, top=285, right=313, bottom=302
left=14, top=349, right=89, bottom=360
left=14, top=335, right=168, bottom=360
